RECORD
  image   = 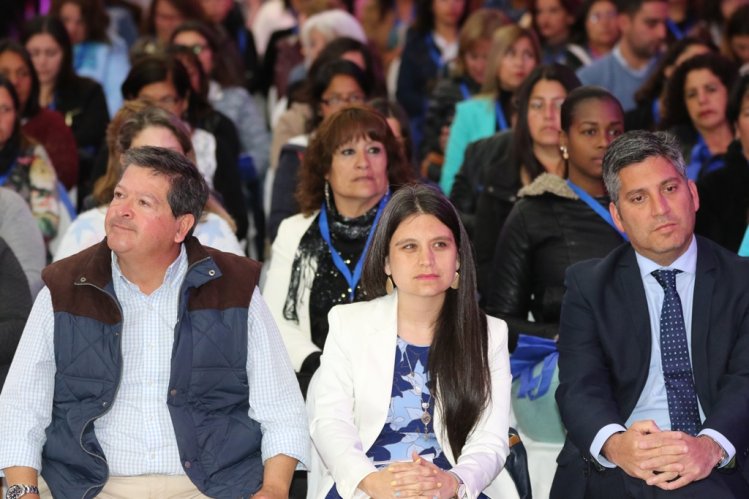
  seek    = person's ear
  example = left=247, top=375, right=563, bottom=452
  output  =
left=174, top=213, right=195, bottom=243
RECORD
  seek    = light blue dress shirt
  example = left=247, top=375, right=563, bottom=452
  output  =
left=590, top=237, right=735, bottom=467
left=0, top=245, right=309, bottom=476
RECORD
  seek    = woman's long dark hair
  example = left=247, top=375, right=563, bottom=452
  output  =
left=21, top=15, right=77, bottom=90
left=0, top=40, right=41, bottom=119
left=362, top=183, right=490, bottom=457
left=513, top=63, right=580, bottom=179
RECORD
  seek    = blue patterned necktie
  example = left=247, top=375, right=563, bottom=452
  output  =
left=651, top=269, right=701, bottom=435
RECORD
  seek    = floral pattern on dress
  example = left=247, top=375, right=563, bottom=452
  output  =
left=3, top=144, right=59, bottom=241
left=325, top=338, right=454, bottom=499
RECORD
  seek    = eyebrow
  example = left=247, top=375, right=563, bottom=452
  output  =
left=393, top=235, right=453, bottom=245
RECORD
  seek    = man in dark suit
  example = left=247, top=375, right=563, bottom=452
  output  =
left=551, top=130, right=749, bottom=498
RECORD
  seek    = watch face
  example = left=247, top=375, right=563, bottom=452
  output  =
left=6, top=484, right=38, bottom=499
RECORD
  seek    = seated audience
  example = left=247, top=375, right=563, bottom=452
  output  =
left=52, top=0, right=131, bottom=116
left=625, top=36, right=716, bottom=131
left=306, top=183, right=511, bottom=498
left=449, top=64, right=580, bottom=293
left=696, top=73, right=749, bottom=252
left=23, top=15, right=109, bottom=207
left=120, top=53, right=248, bottom=239
left=171, top=20, right=270, bottom=175
left=55, top=100, right=243, bottom=260
left=396, top=0, right=469, bottom=151
left=660, top=53, right=738, bottom=180
left=576, top=0, right=668, bottom=112
left=0, top=40, right=79, bottom=191
left=0, top=146, right=308, bottom=498
left=568, top=0, right=620, bottom=67
left=420, top=8, right=509, bottom=181
left=552, top=129, right=749, bottom=498
left=530, top=0, right=581, bottom=66
left=485, top=86, right=627, bottom=350
left=263, top=105, right=412, bottom=392
left=0, top=77, right=60, bottom=248
left=440, top=24, right=540, bottom=194
left=268, top=59, right=373, bottom=241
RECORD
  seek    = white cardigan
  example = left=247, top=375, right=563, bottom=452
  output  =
left=262, top=212, right=319, bottom=371
left=307, top=291, right=513, bottom=499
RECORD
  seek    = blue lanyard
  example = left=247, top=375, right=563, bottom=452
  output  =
left=566, top=179, right=628, bottom=241
left=0, top=170, right=10, bottom=186
left=495, top=101, right=509, bottom=131
left=425, top=34, right=445, bottom=71
left=739, top=225, right=749, bottom=257
left=651, top=98, right=661, bottom=126
left=666, top=18, right=691, bottom=41
left=459, top=82, right=471, bottom=100
left=318, top=191, right=390, bottom=302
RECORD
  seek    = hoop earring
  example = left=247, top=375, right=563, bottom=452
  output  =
left=560, top=146, right=569, bottom=161
left=385, top=275, right=395, bottom=294
left=450, top=271, right=460, bottom=290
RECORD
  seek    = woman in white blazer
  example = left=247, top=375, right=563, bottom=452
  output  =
left=307, top=184, right=512, bottom=499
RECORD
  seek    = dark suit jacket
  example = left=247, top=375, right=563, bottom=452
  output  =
left=552, top=236, right=749, bottom=497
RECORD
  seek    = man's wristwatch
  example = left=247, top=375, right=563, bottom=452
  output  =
left=5, top=484, right=39, bottom=499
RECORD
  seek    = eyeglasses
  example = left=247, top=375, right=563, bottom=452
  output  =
left=321, top=93, right=366, bottom=107
left=174, top=43, right=210, bottom=56
left=588, top=11, right=617, bottom=23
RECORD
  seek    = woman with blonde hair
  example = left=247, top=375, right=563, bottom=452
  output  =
left=54, top=99, right=243, bottom=260
left=440, top=24, right=540, bottom=194
left=421, top=8, right=509, bottom=180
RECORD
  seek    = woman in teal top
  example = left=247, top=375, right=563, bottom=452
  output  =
left=440, top=25, right=539, bottom=194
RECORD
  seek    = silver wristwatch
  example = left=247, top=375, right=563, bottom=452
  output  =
left=6, top=484, right=39, bottom=499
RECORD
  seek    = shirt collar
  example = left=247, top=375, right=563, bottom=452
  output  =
left=612, top=43, right=657, bottom=77
left=111, top=244, right=189, bottom=291
left=635, top=235, right=697, bottom=278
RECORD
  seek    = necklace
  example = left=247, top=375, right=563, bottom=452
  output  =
left=403, top=346, right=432, bottom=434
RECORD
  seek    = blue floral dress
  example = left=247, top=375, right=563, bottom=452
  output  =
left=325, top=338, right=451, bottom=498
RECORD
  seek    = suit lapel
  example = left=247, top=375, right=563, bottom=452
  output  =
left=691, top=238, right=716, bottom=402
left=618, top=247, right=652, bottom=363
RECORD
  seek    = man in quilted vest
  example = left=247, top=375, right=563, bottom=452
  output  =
left=0, top=147, right=308, bottom=499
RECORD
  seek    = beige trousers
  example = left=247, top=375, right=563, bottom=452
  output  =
left=38, top=474, right=211, bottom=498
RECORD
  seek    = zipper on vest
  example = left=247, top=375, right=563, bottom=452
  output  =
left=73, top=280, right=124, bottom=498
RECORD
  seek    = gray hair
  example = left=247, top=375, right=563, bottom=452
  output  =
left=300, top=10, right=366, bottom=60
left=120, top=146, right=209, bottom=236
left=603, top=130, right=686, bottom=205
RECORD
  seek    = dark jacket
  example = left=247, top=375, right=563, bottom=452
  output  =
left=484, top=174, right=624, bottom=350
left=450, top=130, right=514, bottom=238
left=269, top=141, right=306, bottom=242
left=696, top=139, right=749, bottom=252
left=40, top=237, right=264, bottom=498
left=198, top=109, right=250, bottom=239
left=0, top=237, right=31, bottom=390
left=458, top=131, right=521, bottom=297
left=420, top=74, right=480, bottom=161
left=56, top=76, right=109, bottom=205
left=396, top=28, right=447, bottom=149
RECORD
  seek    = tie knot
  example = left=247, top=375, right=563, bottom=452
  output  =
left=651, top=269, right=681, bottom=290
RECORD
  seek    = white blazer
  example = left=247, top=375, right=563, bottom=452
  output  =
left=307, top=291, right=512, bottom=499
